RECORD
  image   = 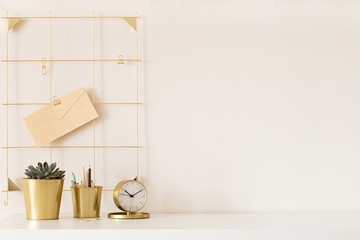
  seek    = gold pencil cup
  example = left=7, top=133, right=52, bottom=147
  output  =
left=23, top=178, right=64, bottom=220
left=71, top=186, right=102, bottom=218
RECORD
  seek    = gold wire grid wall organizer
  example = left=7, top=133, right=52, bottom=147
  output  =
left=1, top=12, right=143, bottom=206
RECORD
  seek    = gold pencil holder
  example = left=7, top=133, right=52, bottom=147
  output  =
left=71, top=186, right=102, bottom=218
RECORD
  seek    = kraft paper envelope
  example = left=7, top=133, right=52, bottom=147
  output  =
left=23, top=87, right=98, bottom=147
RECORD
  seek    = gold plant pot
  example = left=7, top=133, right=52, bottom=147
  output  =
left=71, top=186, right=102, bottom=218
left=23, top=178, right=64, bottom=220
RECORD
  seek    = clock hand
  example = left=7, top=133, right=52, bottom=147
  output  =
left=133, top=190, right=143, bottom=196
left=124, top=190, right=134, bottom=198
left=120, top=193, right=130, bottom=197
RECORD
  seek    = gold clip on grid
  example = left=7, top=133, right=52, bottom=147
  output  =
left=41, top=57, right=46, bottom=75
left=117, top=55, right=125, bottom=64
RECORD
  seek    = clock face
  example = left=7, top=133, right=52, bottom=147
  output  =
left=117, top=180, right=147, bottom=212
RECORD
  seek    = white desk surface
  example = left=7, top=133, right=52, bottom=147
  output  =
left=0, top=213, right=360, bottom=240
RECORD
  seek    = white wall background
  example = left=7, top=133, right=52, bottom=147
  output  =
left=1, top=0, right=360, bottom=217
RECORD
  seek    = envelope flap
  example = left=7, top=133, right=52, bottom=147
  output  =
left=53, top=87, right=86, bottom=119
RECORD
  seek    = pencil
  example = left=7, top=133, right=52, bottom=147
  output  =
left=88, top=167, right=91, bottom=188
left=82, top=167, right=86, bottom=187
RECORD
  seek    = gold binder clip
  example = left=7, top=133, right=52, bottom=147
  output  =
left=53, top=96, right=61, bottom=105
left=41, top=57, right=47, bottom=75
left=117, top=55, right=125, bottom=64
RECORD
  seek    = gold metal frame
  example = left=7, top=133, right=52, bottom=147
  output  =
left=1, top=12, right=143, bottom=205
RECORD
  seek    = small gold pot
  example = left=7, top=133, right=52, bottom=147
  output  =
left=23, top=178, right=64, bottom=220
left=71, top=186, right=102, bottom=218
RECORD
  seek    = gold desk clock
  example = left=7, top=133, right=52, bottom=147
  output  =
left=108, top=178, right=149, bottom=219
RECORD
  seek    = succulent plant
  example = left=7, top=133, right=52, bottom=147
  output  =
left=25, top=162, right=65, bottom=179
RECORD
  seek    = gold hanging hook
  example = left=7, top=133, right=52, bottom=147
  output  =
left=42, top=57, right=46, bottom=75
left=4, top=199, right=8, bottom=206
left=117, top=55, right=125, bottom=64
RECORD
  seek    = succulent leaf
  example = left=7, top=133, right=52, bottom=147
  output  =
left=24, top=162, right=65, bottom=179
left=43, top=162, right=49, bottom=174
left=28, top=165, right=42, bottom=176
left=48, top=163, right=56, bottom=173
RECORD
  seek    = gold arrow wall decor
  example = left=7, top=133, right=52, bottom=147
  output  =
left=123, top=17, right=137, bottom=31
left=8, top=178, right=20, bottom=191
left=6, top=18, right=20, bottom=31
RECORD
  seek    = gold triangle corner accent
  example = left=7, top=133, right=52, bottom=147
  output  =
left=123, top=17, right=137, bottom=32
left=8, top=177, right=20, bottom=191
left=7, top=18, right=21, bottom=31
